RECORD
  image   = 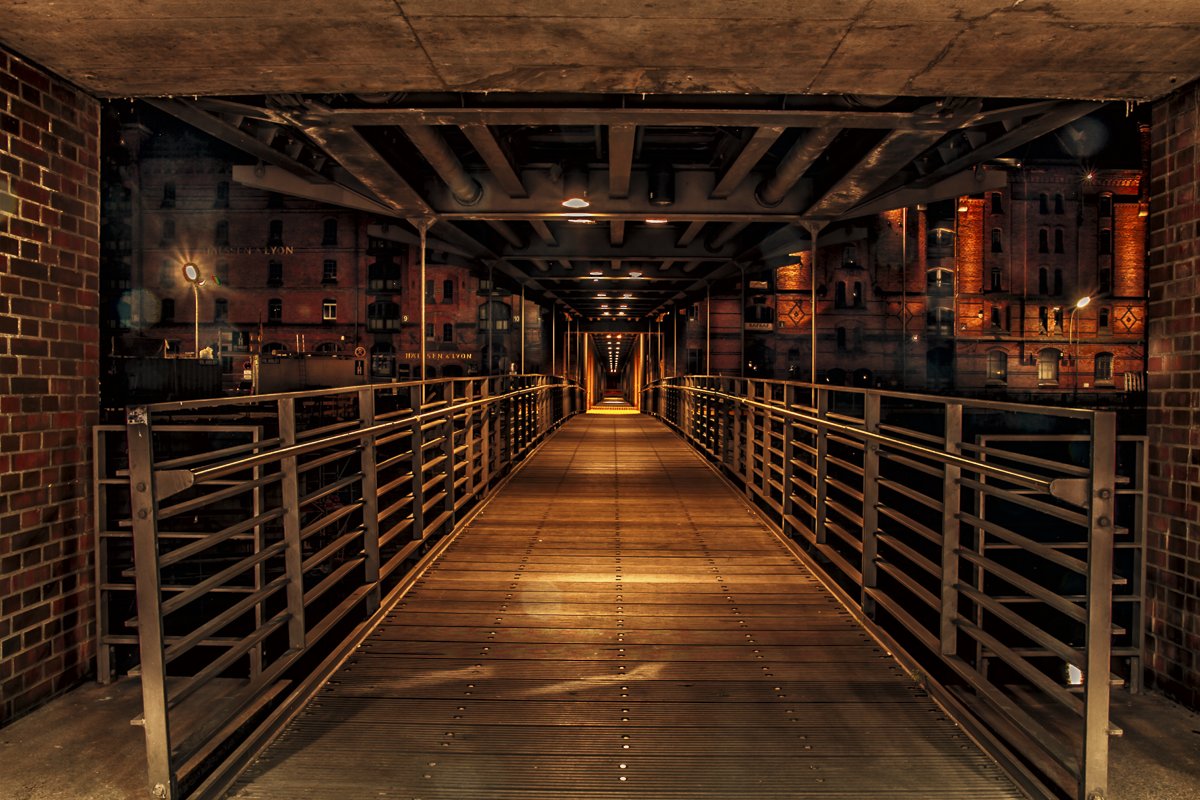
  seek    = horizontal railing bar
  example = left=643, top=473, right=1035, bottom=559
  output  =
left=875, top=558, right=940, bottom=609
left=168, top=612, right=290, bottom=710
left=954, top=617, right=1085, bottom=716
left=877, top=423, right=944, bottom=446
left=959, top=511, right=1090, bottom=576
left=877, top=503, right=942, bottom=546
left=958, top=549, right=1087, bottom=624
left=299, top=501, right=363, bottom=541
left=157, top=508, right=284, bottom=570
left=301, top=527, right=365, bottom=574
left=163, top=577, right=290, bottom=666
left=299, top=473, right=362, bottom=510
left=878, top=450, right=944, bottom=479
left=956, top=583, right=1083, bottom=670
left=877, top=478, right=944, bottom=513
left=159, top=541, right=289, bottom=620
left=156, top=474, right=279, bottom=522
left=877, top=532, right=941, bottom=577
left=154, top=434, right=273, bottom=471
left=295, top=447, right=360, bottom=476
left=960, top=441, right=1091, bottom=477
left=303, top=585, right=373, bottom=650
left=865, top=587, right=940, bottom=652
left=959, top=477, right=1090, bottom=527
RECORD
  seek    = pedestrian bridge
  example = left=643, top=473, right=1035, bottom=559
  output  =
left=102, top=376, right=1141, bottom=800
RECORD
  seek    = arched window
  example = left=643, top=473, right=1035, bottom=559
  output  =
left=322, top=298, right=337, bottom=322
left=1054, top=307, right=1064, bottom=331
left=215, top=181, right=229, bottom=208
left=267, top=219, right=284, bottom=247
left=1054, top=228, right=1065, bottom=254
left=160, top=298, right=175, bottom=323
left=852, top=281, right=863, bottom=307
left=267, top=260, right=283, bottom=287
left=1038, top=228, right=1049, bottom=253
left=1098, top=193, right=1113, bottom=217
left=214, top=220, right=229, bottom=246
left=987, top=349, right=1007, bottom=384
left=1039, top=193, right=1049, bottom=214
left=1054, top=193, right=1064, bottom=214
left=926, top=269, right=953, bottom=295
left=835, top=327, right=847, bottom=351
left=991, top=228, right=1002, bottom=253
left=1038, top=268, right=1049, bottom=295
left=1099, top=307, right=1111, bottom=329
left=443, top=279, right=455, bottom=303
left=161, top=181, right=176, bottom=208
left=1038, top=348, right=1061, bottom=383
left=322, top=259, right=337, bottom=283
left=368, top=256, right=402, bottom=293
left=842, top=244, right=858, bottom=267
left=1099, top=229, right=1112, bottom=255
left=478, top=301, right=511, bottom=331
left=990, top=306, right=1002, bottom=329
left=990, top=267, right=1002, bottom=292
left=443, top=323, right=454, bottom=342
left=1053, top=268, right=1063, bottom=295
left=213, top=298, right=228, bottom=322
left=991, top=193, right=1004, bottom=214
left=161, top=218, right=175, bottom=244
left=1095, top=352, right=1114, bottom=383
left=262, top=342, right=286, bottom=355
left=322, top=218, right=338, bottom=246
left=834, top=281, right=847, bottom=308
left=267, top=298, right=282, bottom=324
left=1039, top=306, right=1049, bottom=333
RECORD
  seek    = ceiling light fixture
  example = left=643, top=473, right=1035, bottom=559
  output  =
left=562, top=164, right=590, bottom=209
left=645, top=218, right=669, bottom=224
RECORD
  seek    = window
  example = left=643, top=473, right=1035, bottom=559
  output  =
left=214, top=220, right=229, bottom=246
left=853, top=281, right=863, bottom=307
left=991, top=193, right=1003, bottom=214
left=1038, top=228, right=1049, bottom=253
left=267, top=260, right=283, bottom=287
left=987, top=350, right=1008, bottom=384
left=368, top=257, right=402, bottom=293
left=367, top=301, right=402, bottom=331
left=315, top=342, right=338, bottom=354
left=1099, top=307, right=1110, bottom=329
left=1054, top=228, right=1065, bottom=254
left=160, top=298, right=175, bottom=323
left=478, top=300, right=512, bottom=331
left=425, top=323, right=435, bottom=341
left=991, top=306, right=1002, bottom=329
left=1039, top=306, right=1049, bottom=333
left=262, top=342, right=286, bottom=356
left=426, top=279, right=435, bottom=303
left=161, top=218, right=175, bottom=244
left=835, top=327, right=847, bottom=352
left=926, top=308, right=954, bottom=335
left=991, top=228, right=1003, bottom=253
left=990, top=267, right=1002, bottom=292
left=1095, top=352, right=1114, bottom=383
left=267, top=192, right=284, bottom=209
left=1054, top=193, right=1064, bottom=214
left=161, top=182, right=176, bottom=208
left=1038, top=348, right=1061, bottom=383
left=267, top=219, right=283, bottom=247
left=1054, top=307, right=1064, bottom=331
left=1054, top=268, right=1063, bottom=296
left=1099, top=229, right=1112, bottom=255
left=1039, top=268, right=1049, bottom=295
left=842, top=244, right=858, bottom=267
left=1100, top=268, right=1111, bottom=294
left=443, top=279, right=454, bottom=303
left=1098, top=193, right=1113, bottom=217
left=323, top=259, right=337, bottom=284
left=322, top=298, right=336, bottom=322
left=217, top=261, right=229, bottom=285
left=927, top=269, right=953, bottom=294
left=1039, top=193, right=1049, bottom=214
left=213, top=298, right=228, bottom=322
left=215, top=181, right=229, bottom=208
left=834, top=281, right=847, bottom=309
left=443, top=323, right=454, bottom=342
left=322, top=218, right=338, bottom=246
left=267, top=298, right=282, bottom=324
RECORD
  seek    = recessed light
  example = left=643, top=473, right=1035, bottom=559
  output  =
left=629, top=271, right=643, bottom=278
left=590, top=270, right=603, bottom=276
left=645, top=218, right=669, bottom=224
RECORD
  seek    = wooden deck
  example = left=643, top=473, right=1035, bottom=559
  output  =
left=230, top=411, right=1023, bottom=799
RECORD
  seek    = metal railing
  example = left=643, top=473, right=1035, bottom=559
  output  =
left=643, top=376, right=1142, bottom=800
left=121, top=375, right=583, bottom=799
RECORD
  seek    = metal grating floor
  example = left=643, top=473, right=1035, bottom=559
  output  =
left=230, top=413, right=1023, bottom=799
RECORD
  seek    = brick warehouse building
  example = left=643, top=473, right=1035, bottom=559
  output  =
left=2, top=2, right=1200, bottom=733
left=689, top=161, right=1147, bottom=399
left=101, top=106, right=545, bottom=402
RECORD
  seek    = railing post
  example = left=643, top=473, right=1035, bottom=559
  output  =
left=780, top=384, right=795, bottom=536
left=411, top=412, right=426, bottom=540
left=126, top=407, right=175, bottom=800
left=861, top=392, right=881, bottom=616
left=1082, top=411, right=1116, bottom=800
left=480, top=379, right=492, bottom=487
left=939, top=402, right=963, bottom=656
left=815, top=389, right=829, bottom=545
left=464, top=381, right=477, bottom=500
left=358, top=389, right=381, bottom=614
left=278, top=397, right=307, bottom=650
left=443, top=408, right=457, bottom=529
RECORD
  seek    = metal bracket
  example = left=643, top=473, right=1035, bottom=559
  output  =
left=154, top=469, right=195, bottom=502
left=1048, top=477, right=1089, bottom=508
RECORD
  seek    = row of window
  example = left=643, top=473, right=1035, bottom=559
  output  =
left=985, top=192, right=1114, bottom=218
left=158, top=217, right=341, bottom=247
left=986, top=349, right=1114, bottom=384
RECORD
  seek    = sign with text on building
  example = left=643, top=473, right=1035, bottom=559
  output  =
left=402, top=352, right=475, bottom=360
left=744, top=322, right=775, bottom=332
left=202, top=246, right=296, bottom=256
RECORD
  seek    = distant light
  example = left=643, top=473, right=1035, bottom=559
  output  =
left=182, top=262, right=204, bottom=285
left=563, top=197, right=590, bottom=209
left=1075, top=295, right=1091, bottom=309
left=645, top=218, right=669, bottom=224
left=1085, top=172, right=1095, bottom=181
left=629, top=271, right=643, bottom=278
left=957, top=201, right=969, bottom=213
left=603, top=311, right=611, bottom=316
left=567, top=217, right=596, bottom=224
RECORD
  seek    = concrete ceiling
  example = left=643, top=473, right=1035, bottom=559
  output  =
left=2, top=1, right=1200, bottom=101
left=3, top=1, right=1172, bottom=325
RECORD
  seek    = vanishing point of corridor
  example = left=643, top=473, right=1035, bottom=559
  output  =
left=229, top=412, right=1022, bottom=799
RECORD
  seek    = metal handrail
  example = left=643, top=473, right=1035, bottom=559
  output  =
left=123, top=375, right=584, bottom=799
left=643, top=375, right=1127, bottom=800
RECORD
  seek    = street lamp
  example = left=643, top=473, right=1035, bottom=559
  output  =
left=182, top=262, right=205, bottom=359
left=1069, top=295, right=1091, bottom=398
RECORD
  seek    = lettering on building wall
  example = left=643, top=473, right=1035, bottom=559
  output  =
left=203, top=246, right=296, bottom=256
left=402, top=352, right=475, bottom=360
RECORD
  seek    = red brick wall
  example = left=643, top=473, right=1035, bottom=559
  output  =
left=1146, top=82, right=1200, bottom=709
left=0, top=49, right=100, bottom=723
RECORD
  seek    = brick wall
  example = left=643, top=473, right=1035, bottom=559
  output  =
left=0, top=48, right=100, bottom=723
left=1146, top=81, right=1200, bottom=709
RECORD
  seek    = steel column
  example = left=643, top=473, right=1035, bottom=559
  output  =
left=939, top=402, right=963, bottom=655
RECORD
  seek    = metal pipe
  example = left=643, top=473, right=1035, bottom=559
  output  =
left=402, top=124, right=482, bottom=205
left=757, top=126, right=841, bottom=207
left=418, top=220, right=429, bottom=404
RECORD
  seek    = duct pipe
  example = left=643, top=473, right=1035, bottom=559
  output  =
left=757, top=126, right=840, bottom=207
left=403, top=124, right=482, bottom=205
